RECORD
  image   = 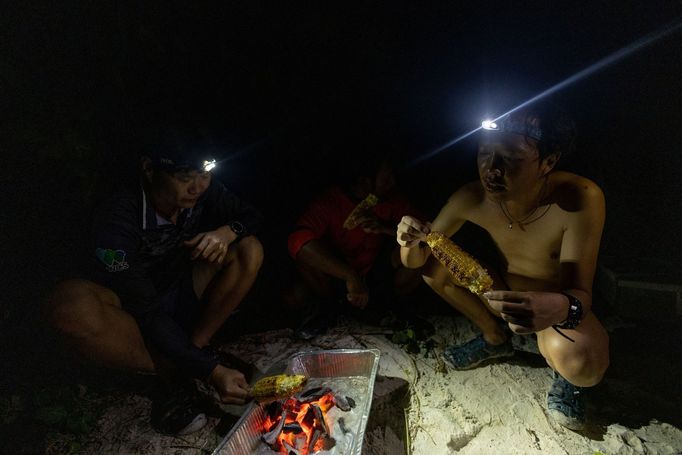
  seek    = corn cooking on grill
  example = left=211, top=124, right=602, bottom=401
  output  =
left=426, top=231, right=493, bottom=295
left=343, top=193, right=379, bottom=230
left=250, top=374, right=307, bottom=402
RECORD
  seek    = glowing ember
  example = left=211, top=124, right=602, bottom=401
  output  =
left=261, top=389, right=348, bottom=454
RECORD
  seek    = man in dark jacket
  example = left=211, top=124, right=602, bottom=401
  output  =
left=46, top=132, right=264, bottom=435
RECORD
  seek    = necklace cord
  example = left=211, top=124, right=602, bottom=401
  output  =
left=499, top=177, right=550, bottom=229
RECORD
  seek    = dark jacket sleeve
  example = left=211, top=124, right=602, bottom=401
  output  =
left=199, top=179, right=264, bottom=235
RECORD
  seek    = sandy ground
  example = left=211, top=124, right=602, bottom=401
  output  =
left=76, top=314, right=681, bottom=455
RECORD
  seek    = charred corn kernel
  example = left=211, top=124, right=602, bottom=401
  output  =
left=251, top=374, right=307, bottom=401
left=343, top=193, right=379, bottom=230
left=426, top=232, right=493, bottom=295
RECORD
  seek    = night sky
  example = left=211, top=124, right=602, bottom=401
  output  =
left=2, top=2, right=682, bottom=325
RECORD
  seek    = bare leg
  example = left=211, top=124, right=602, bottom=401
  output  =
left=391, top=246, right=423, bottom=297
left=537, top=312, right=609, bottom=387
left=45, top=279, right=156, bottom=372
left=422, top=256, right=507, bottom=345
left=280, top=252, right=337, bottom=312
left=297, top=260, right=335, bottom=300
left=393, top=267, right=422, bottom=296
left=190, top=235, right=264, bottom=348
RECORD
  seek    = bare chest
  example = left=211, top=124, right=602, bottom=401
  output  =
left=469, top=204, right=566, bottom=282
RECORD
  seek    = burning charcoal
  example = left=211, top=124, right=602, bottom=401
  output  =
left=296, top=386, right=322, bottom=399
left=261, top=409, right=287, bottom=446
left=282, top=397, right=299, bottom=411
left=346, top=396, right=356, bottom=408
left=302, top=405, right=316, bottom=429
left=265, top=400, right=283, bottom=420
left=320, top=435, right=336, bottom=451
left=338, top=417, right=349, bottom=434
left=295, top=386, right=332, bottom=403
left=308, top=429, right=322, bottom=453
left=282, top=422, right=303, bottom=434
left=311, top=403, right=329, bottom=435
left=333, top=393, right=351, bottom=411
left=293, top=433, right=307, bottom=450
left=282, top=440, right=300, bottom=455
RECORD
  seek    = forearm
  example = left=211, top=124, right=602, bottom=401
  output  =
left=400, top=243, right=431, bottom=269
left=297, top=240, right=359, bottom=281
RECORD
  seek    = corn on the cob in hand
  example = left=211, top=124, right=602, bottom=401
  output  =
left=250, top=374, right=307, bottom=403
left=426, top=232, right=493, bottom=295
left=343, top=193, right=379, bottom=230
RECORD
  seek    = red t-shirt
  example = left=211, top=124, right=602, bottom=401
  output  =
left=288, top=186, right=419, bottom=275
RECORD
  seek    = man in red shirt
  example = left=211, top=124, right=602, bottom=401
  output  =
left=287, top=156, right=422, bottom=337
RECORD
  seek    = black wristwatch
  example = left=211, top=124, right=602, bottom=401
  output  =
left=555, top=292, right=583, bottom=330
left=229, top=221, right=247, bottom=239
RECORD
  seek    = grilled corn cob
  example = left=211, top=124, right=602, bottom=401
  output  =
left=251, top=374, right=307, bottom=402
left=343, top=193, right=379, bottom=230
left=426, top=232, right=493, bottom=295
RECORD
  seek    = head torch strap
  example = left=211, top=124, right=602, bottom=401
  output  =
left=482, top=116, right=543, bottom=141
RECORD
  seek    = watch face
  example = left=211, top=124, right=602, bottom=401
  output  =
left=231, top=221, right=245, bottom=235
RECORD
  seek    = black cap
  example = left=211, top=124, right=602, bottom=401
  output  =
left=145, top=127, right=218, bottom=172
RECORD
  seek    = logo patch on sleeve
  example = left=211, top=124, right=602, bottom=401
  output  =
left=95, top=248, right=130, bottom=272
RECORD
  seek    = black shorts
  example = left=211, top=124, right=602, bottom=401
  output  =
left=155, top=269, right=203, bottom=332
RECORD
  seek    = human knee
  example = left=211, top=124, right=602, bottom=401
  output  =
left=394, top=266, right=422, bottom=293
left=548, top=340, right=609, bottom=387
left=559, top=360, right=608, bottom=387
left=236, top=236, right=264, bottom=271
left=45, top=280, right=85, bottom=325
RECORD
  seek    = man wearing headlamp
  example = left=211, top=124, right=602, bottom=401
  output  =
left=397, top=102, right=609, bottom=430
left=46, top=129, right=264, bottom=435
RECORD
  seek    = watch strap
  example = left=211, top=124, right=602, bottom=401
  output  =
left=555, top=292, right=583, bottom=330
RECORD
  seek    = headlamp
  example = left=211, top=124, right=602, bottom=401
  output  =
left=480, top=116, right=543, bottom=141
left=481, top=120, right=498, bottom=130
left=203, top=159, right=217, bottom=172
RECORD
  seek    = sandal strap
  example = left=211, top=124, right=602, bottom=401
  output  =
left=443, top=335, right=513, bottom=370
left=547, top=373, right=586, bottom=420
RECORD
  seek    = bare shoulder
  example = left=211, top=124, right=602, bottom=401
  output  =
left=431, top=181, right=486, bottom=234
left=550, top=171, right=605, bottom=213
left=446, top=181, right=486, bottom=209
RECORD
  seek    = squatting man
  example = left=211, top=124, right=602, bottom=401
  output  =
left=396, top=103, right=609, bottom=430
left=46, top=133, right=263, bottom=435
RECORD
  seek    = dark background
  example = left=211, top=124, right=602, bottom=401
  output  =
left=2, top=1, right=682, bottom=450
left=2, top=0, right=682, bottom=374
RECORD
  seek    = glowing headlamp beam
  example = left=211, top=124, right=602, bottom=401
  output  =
left=409, top=18, right=682, bottom=167
left=481, top=120, right=498, bottom=130
left=203, top=159, right=217, bottom=172
left=202, top=136, right=271, bottom=172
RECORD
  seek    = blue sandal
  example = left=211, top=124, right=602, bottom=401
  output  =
left=442, top=335, right=514, bottom=370
left=547, top=371, right=586, bottom=430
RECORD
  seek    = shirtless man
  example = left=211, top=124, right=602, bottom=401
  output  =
left=396, top=104, right=609, bottom=430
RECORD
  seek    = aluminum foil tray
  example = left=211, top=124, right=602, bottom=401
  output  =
left=212, top=348, right=381, bottom=455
